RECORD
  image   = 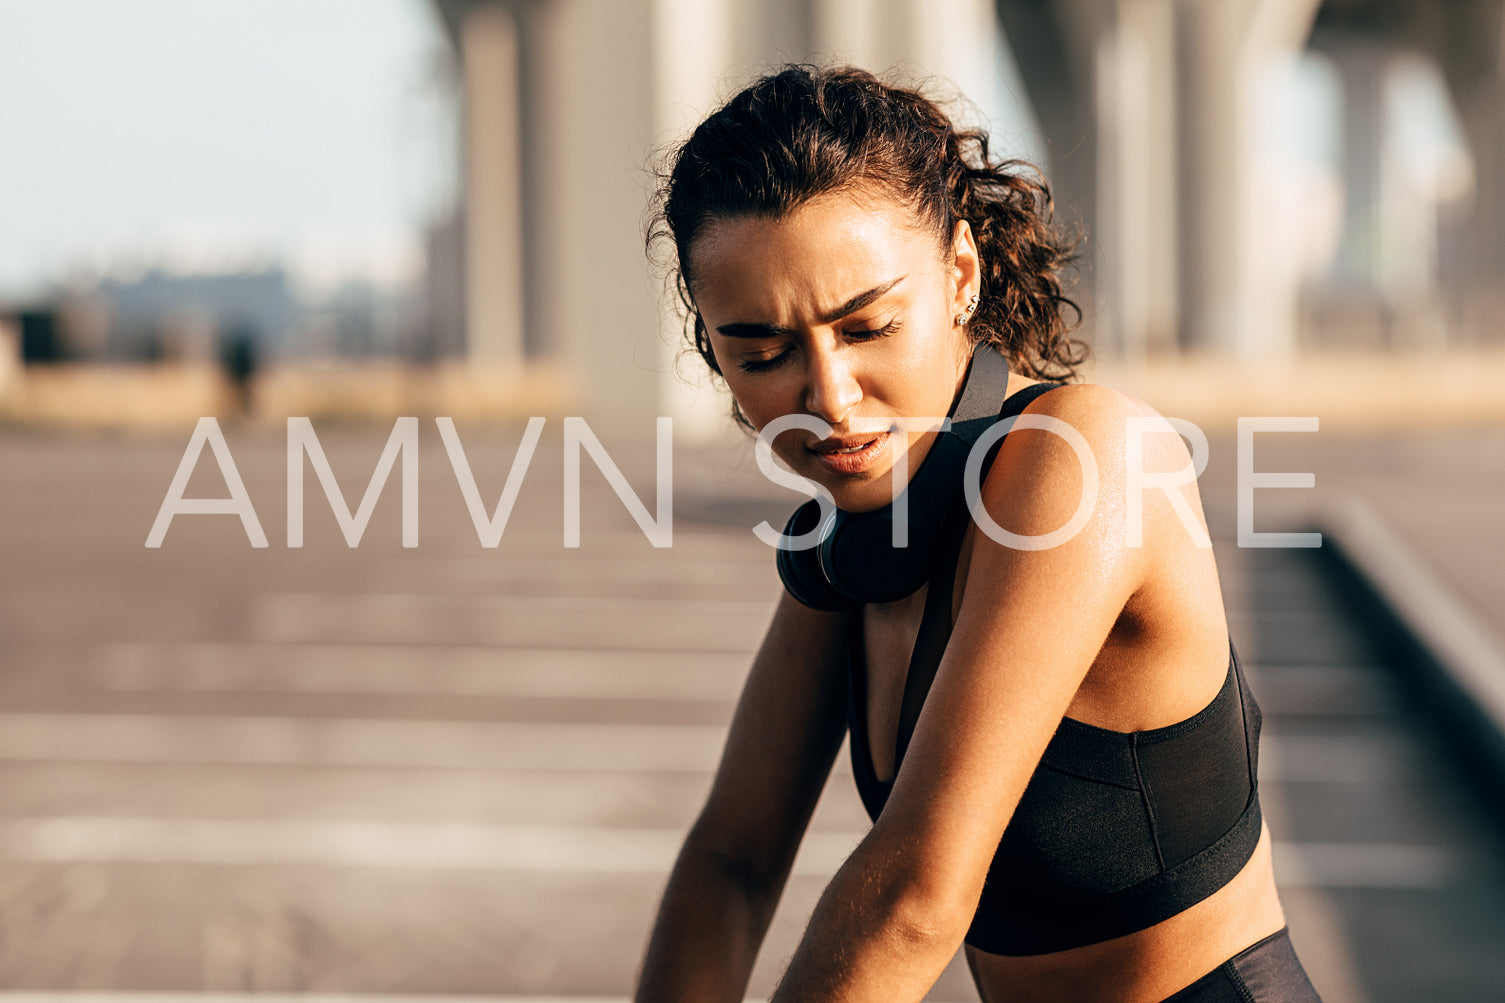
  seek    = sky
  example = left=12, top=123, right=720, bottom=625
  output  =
left=0, top=0, right=454, bottom=300
left=0, top=0, right=1043, bottom=307
left=0, top=1, right=1471, bottom=308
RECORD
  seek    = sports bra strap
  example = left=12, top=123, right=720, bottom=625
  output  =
left=890, top=379, right=1064, bottom=768
left=990, top=379, right=1063, bottom=421
left=970, top=379, right=1062, bottom=485
left=893, top=506, right=970, bottom=767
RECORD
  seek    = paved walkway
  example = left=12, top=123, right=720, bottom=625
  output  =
left=0, top=419, right=1501, bottom=999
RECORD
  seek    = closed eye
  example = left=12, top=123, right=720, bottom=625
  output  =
left=846, top=319, right=901, bottom=340
left=737, top=350, right=790, bottom=374
left=734, top=319, right=902, bottom=374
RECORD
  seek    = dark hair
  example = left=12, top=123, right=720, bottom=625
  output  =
left=648, top=64, right=1086, bottom=422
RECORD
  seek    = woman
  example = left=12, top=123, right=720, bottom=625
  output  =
left=636, top=65, right=1321, bottom=1003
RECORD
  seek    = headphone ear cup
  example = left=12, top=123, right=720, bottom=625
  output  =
left=775, top=501, right=859, bottom=611
left=821, top=508, right=937, bottom=605
left=821, top=432, right=970, bottom=604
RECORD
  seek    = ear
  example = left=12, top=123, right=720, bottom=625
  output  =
left=948, top=219, right=982, bottom=315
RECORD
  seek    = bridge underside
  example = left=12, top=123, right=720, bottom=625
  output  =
left=431, top=0, right=1505, bottom=422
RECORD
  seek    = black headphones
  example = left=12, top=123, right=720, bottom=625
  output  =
left=775, top=345, right=1058, bottom=610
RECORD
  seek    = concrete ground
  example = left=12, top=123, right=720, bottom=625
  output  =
left=0, top=413, right=1501, bottom=1000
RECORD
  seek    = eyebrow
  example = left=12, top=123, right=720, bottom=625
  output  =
left=715, top=275, right=907, bottom=339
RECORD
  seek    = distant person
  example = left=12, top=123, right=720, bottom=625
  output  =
left=218, top=322, right=259, bottom=418
left=636, top=65, right=1321, bottom=1002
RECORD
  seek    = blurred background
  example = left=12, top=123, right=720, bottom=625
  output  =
left=1, top=0, right=1503, bottom=999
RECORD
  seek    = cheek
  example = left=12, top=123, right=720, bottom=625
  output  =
left=718, top=368, right=796, bottom=430
left=893, top=325, right=963, bottom=408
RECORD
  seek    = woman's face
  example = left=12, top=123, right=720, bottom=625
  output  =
left=689, top=191, right=980, bottom=513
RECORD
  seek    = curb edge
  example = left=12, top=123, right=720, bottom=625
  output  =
left=1313, top=495, right=1505, bottom=804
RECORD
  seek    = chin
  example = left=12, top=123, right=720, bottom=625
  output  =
left=827, top=474, right=901, bottom=514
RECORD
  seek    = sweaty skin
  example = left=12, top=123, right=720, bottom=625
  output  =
left=651, top=191, right=1287, bottom=1003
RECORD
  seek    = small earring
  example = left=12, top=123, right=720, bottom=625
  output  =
left=955, top=293, right=979, bottom=326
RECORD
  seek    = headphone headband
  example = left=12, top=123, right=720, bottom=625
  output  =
left=949, top=343, right=1013, bottom=443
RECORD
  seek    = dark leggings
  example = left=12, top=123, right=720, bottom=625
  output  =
left=1161, top=928, right=1323, bottom=1002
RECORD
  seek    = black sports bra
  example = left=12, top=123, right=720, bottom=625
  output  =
left=845, top=394, right=1264, bottom=957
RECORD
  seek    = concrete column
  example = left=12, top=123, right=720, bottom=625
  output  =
left=907, top=0, right=1002, bottom=110
left=1176, top=0, right=1318, bottom=362
left=729, top=0, right=813, bottom=70
left=1095, top=0, right=1178, bottom=365
left=812, top=0, right=925, bottom=77
left=812, top=0, right=1001, bottom=121
left=1175, top=0, right=1244, bottom=357
left=1302, top=0, right=1504, bottom=347
left=654, top=0, right=737, bottom=438
left=1239, top=0, right=1324, bottom=362
left=1458, top=89, right=1505, bottom=337
left=1434, top=0, right=1505, bottom=340
left=1328, top=42, right=1389, bottom=296
left=529, top=0, right=662, bottom=426
left=1137, top=0, right=1180, bottom=357
left=459, top=3, right=525, bottom=365
left=813, top=0, right=882, bottom=66
left=995, top=0, right=1110, bottom=338
left=512, top=0, right=567, bottom=365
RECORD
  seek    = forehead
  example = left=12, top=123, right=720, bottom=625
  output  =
left=687, top=193, right=939, bottom=320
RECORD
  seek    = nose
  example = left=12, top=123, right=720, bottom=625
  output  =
left=803, top=343, right=862, bottom=425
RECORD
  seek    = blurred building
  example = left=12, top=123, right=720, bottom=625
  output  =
left=91, top=268, right=299, bottom=363
left=0, top=265, right=435, bottom=367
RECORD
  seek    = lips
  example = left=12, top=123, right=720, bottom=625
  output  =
left=809, top=434, right=881, bottom=455
left=808, top=431, right=891, bottom=476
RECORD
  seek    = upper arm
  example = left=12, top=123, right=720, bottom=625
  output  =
left=871, top=383, right=1163, bottom=909
left=687, top=589, right=852, bottom=896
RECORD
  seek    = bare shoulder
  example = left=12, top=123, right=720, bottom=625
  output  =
left=997, top=379, right=1223, bottom=641
left=1017, top=379, right=1164, bottom=433
left=964, top=378, right=1209, bottom=593
left=1004, top=380, right=1196, bottom=482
